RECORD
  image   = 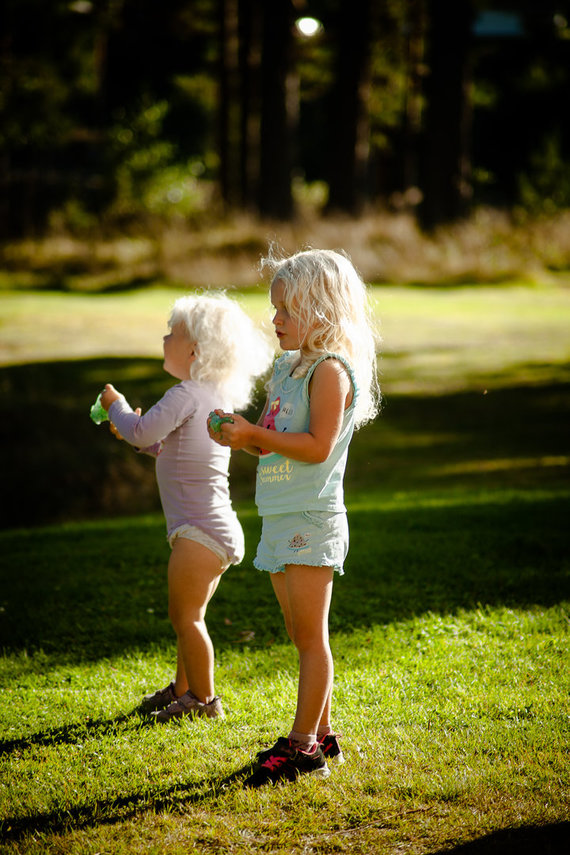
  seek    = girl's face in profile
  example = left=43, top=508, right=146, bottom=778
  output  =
left=163, top=321, right=196, bottom=379
left=271, top=279, right=307, bottom=352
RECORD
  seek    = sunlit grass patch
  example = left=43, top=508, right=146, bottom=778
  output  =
left=1, top=591, right=568, bottom=853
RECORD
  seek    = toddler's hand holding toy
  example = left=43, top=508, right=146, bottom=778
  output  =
left=90, top=384, right=131, bottom=436
left=100, top=383, right=120, bottom=411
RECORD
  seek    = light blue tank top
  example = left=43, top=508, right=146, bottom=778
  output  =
left=255, top=352, right=358, bottom=515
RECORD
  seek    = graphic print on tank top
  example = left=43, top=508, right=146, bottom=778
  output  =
left=260, top=396, right=280, bottom=456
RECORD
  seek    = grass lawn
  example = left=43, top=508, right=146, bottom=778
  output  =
left=0, top=281, right=569, bottom=853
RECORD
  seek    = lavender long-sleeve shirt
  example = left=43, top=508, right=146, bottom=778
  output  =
left=108, top=380, right=244, bottom=564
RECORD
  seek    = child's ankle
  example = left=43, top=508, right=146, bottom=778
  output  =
left=317, top=724, right=332, bottom=739
left=288, top=730, right=317, bottom=752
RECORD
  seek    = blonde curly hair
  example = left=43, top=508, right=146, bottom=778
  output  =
left=260, top=246, right=381, bottom=427
left=169, top=292, right=273, bottom=411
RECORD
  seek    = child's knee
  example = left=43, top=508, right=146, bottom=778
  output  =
left=291, top=626, right=328, bottom=653
left=169, top=601, right=202, bottom=631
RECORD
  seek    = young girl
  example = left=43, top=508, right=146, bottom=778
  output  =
left=210, top=248, right=379, bottom=785
left=100, top=293, right=272, bottom=722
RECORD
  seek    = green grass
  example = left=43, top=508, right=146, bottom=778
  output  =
left=0, top=282, right=569, bottom=853
left=1, top=494, right=568, bottom=853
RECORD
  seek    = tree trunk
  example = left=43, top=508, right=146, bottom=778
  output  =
left=418, top=0, right=474, bottom=229
left=326, top=0, right=372, bottom=215
left=401, top=0, right=427, bottom=196
left=218, top=0, right=241, bottom=208
left=238, top=0, right=262, bottom=210
left=257, top=0, right=295, bottom=219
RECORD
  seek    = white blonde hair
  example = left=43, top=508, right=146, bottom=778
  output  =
left=260, top=247, right=381, bottom=426
left=168, top=292, right=273, bottom=411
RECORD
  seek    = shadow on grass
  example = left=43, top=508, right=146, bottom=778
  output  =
left=0, top=357, right=568, bottom=661
left=0, top=710, right=258, bottom=843
left=0, top=493, right=568, bottom=664
left=1, top=358, right=569, bottom=529
left=0, top=357, right=264, bottom=530
left=0, top=708, right=148, bottom=758
left=426, top=822, right=570, bottom=855
left=0, top=759, right=257, bottom=844
left=2, top=773, right=569, bottom=847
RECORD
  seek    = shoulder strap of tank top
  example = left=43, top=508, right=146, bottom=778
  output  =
left=304, top=353, right=358, bottom=407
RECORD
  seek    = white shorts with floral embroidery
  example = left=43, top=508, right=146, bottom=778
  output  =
left=253, top=510, right=348, bottom=575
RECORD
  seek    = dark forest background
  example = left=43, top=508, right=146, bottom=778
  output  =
left=2, top=0, right=570, bottom=242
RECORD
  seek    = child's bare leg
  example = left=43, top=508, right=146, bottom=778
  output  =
left=168, top=538, right=223, bottom=704
left=271, top=564, right=334, bottom=740
left=318, top=688, right=333, bottom=735
left=174, top=640, right=189, bottom=697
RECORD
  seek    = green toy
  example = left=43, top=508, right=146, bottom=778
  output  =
left=90, top=393, right=109, bottom=425
left=208, top=411, right=233, bottom=432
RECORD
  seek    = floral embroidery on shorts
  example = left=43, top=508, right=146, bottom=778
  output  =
left=288, top=532, right=310, bottom=550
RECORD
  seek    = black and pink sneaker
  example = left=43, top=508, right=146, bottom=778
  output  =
left=244, top=739, right=330, bottom=788
left=319, top=733, right=345, bottom=765
left=255, top=736, right=291, bottom=766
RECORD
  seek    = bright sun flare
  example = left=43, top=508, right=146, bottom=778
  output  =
left=295, top=17, right=322, bottom=37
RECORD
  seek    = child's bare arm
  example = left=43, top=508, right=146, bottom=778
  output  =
left=218, top=360, right=352, bottom=463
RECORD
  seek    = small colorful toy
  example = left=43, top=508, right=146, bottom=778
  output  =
left=90, top=393, right=109, bottom=425
left=208, top=411, right=233, bottom=432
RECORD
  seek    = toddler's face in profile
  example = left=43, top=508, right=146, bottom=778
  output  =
left=163, top=322, right=196, bottom=380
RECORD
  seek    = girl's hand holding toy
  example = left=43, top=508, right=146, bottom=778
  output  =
left=208, top=410, right=234, bottom=433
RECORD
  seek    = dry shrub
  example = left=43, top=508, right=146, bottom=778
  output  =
left=2, top=208, right=570, bottom=289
